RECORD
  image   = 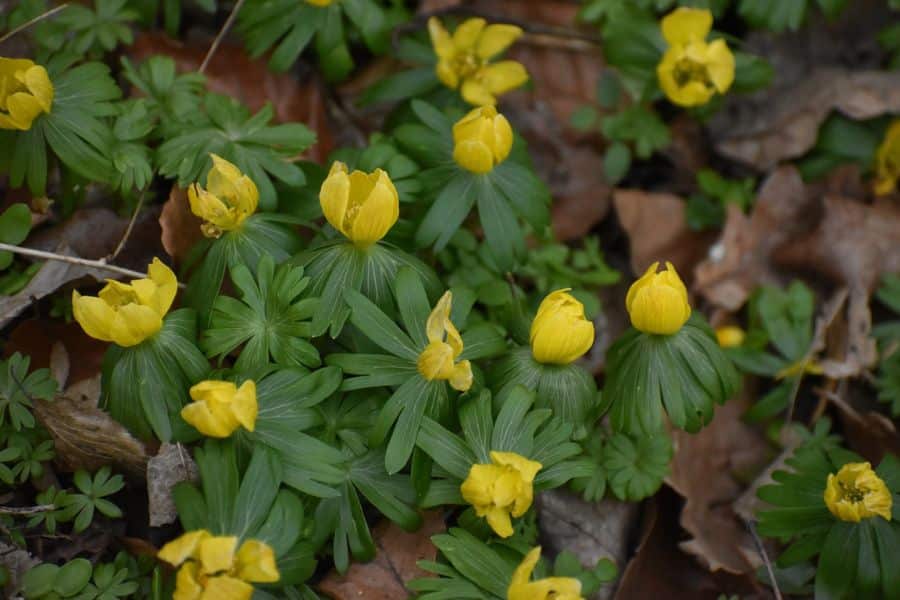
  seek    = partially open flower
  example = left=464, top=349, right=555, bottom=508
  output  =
left=188, top=154, right=258, bottom=238
left=529, top=289, right=595, bottom=365
left=181, top=380, right=258, bottom=438
left=874, top=119, right=900, bottom=196
left=452, top=105, right=514, bottom=174
left=319, top=161, right=399, bottom=248
left=0, top=57, right=53, bottom=131
left=507, top=547, right=583, bottom=600
left=416, top=291, right=472, bottom=391
left=460, top=451, right=541, bottom=538
left=625, top=261, right=691, bottom=335
left=72, top=258, right=177, bottom=347
left=824, top=462, right=893, bottom=523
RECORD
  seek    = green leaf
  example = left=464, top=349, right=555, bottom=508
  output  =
left=344, top=287, right=419, bottom=361
left=0, top=204, right=32, bottom=270
left=815, top=522, right=859, bottom=599
left=53, top=558, right=92, bottom=596
left=603, top=142, right=632, bottom=184
left=416, top=170, right=477, bottom=252
left=738, top=0, right=808, bottom=32
left=417, top=417, right=477, bottom=480
left=603, top=430, right=672, bottom=501
left=0, top=353, right=57, bottom=431
left=601, top=105, right=670, bottom=159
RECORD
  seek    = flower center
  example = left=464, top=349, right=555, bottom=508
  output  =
left=452, top=52, right=484, bottom=79
left=673, top=58, right=710, bottom=88
left=839, top=481, right=868, bottom=504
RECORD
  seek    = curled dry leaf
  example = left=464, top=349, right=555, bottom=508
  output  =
left=147, top=443, right=198, bottom=527
left=318, top=511, right=445, bottom=600
left=0, top=542, right=39, bottom=597
left=159, top=186, right=203, bottom=265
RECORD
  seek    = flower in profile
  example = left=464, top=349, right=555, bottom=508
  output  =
left=460, top=451, right=541, bottom=538
left=72, top=258, right=177, bottom=347
left=625, top=261, right=691, bottom=335
left=0, top=57, right=53, bottom=131
left=428, top=16, right=528, bottom=106
left=181, top=380, right=258, bottom=438
left=158, top=530, right=279, bottom=600
left=823, top=462, right=893, bottom=522
left=529, top=289, right=595, bottom=365
left=874, top=119, right=900, bottom=196
left=319, top=161, right=399, bottom=248
left=452, top=105, right=514, bottom=174
left=715, top=325, right=745, bottom=348
left=656, top=8, right=734, bottom=107
left=507, top=546, right=583, bottom=600
left=188, top=154, right=258, bottom=239
left=417, top=291, right=473, bottom=391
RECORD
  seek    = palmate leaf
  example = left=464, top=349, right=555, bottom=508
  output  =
left=412, top=528, right=514, bottom=600
left=602, top=430, right=672, bottom=501
left=40, top=0, right=138, bottom=57
left=0, top=353, right=57, bottom=431
left=156, top=93, right=314, bottom=210
left=120, top=55, right=206, bottom=139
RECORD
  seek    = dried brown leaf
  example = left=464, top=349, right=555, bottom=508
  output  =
left=147, top=443, right=198, bottom=527
left=159, top=186, right=203, bottom=265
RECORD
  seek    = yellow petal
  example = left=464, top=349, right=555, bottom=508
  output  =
left=435, top=59, right=460, bottom=89
left=417, top=341, right=456, bottom=381
left=530, top=289, right=595, bottom=364
left=147, top=257, right=178, bottom=316
left=158, top=530, right=212, bottom=567
left=198, top=536, right=237, bottom=574
left=231, top=380, right=258, bottom=432
left=449, top=360, right=472, bottom=392
left=452, top=18, right=487, bottom=50
left=181, top=400, right=240, bottom=438
left=491, top=451, right=542, bottom=483
left=428, top=17, right=455, bottom=60
left=661, top=7, right=712, bottom=46
left=484, top=506, right=514, bottom=538
left=207, top=154, right=244, bottom=196
left=454, top=139, right=495, bottom=173
left=704, top=39, right=735, bottom=93
left=426, top=291, right=453, bottom=343
left=460, top=79, right=496, bottom=106
left=200, top=575, right=254, bottom=600
left=348, top=170, right=399, bottom=246
left=626, top=262, right=691, bottom=335
left=72, top=292, right=118, bottom=343
left=479, top=61, right=529, bottom=96
left=490, top=112, right=514, bottom=163
left=173, top=563, right=204, bottom=600
left=461, top=463, right=503, bottom=507
left=319, top=161, right=351, bottom=236
left=110, top=303, right=163, bottom=347
left=235, top=539, right=280, bottom=583
left=476, top=24, right=523, bottom=59
left=4, top=92, right=43, bottom=129
left=190, top=380, right=238, bottom=403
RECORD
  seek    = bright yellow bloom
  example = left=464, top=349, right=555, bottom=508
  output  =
left=428, top=17, right=528, bottom=106
left=775, top=358, right=824, bottom=380
left=0, top=57, right=53, bottom=131
left=530, top=289, right=594, bottom=365
left=305, top=0, right=334, bottom=5
left=824, top=462, right=893, bottom=523
left=715, top=325, right=745, bottom=348
left=507, top=547, right=583, bottom=600
left=417, top=291, right=473, bottom=392
left=72, top=258, right=177, bottom=347
left=625, top=261, right=691, bottom=335
left=452, top=105, right=514, bottom=174
left=460, top=451, right=541, bottom=538
left=656, top=8, right=734, bottom=107
left=874, top=119, right=900, bottom=196
left=158, top=530, right=279, bottom=600
left=319, top=161, right=399, bottom=248
left=188, top=154, right=258, bottom=239
left=181, top=380, right=258, bottom=438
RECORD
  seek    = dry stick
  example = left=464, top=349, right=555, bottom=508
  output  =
left=0, top=504, right=55, bottom=516
left=199, top=0, right=248, bottom=74
left=744, top=517, right=783, bottom=600
left=0, top=4, right=69, bottom=45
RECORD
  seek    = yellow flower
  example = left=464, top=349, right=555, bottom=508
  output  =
left=452, top=105, right=514, bottom=174
left=319, top=161, right=399, bottom=248
left=874, top=119, right=900, bottom=196
left=715, top=325, right=745, bottom=348
left=529, top=289, right=594, bottom=365
left=507, top=547, right=583, bottom=600
left=188, top=154, right=258, bottom=238
left=416, top=291, right=473, bottom=392
left=775, top=358, right=824, bottom=380
left=656, top=8, right=734, bottom=107
left=181, top=380, right=258, bottom=438
left=72, top=258, right=177, bottom=347
left=460, top=451, right=541, bottom=538
left=0, top=57, right=53, bottom=131
left=824, top=462, right=893, bottom=523
left=305, top=0, right=334, bottom=5
left=625, top=261, right=691, bottom=335
left=158, top=530, right=279, bottom=600
left=428, top=17, right=529, bottom=106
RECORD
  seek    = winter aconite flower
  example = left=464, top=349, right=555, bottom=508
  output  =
left=507, top=546, right=583, bottom=600
left=823, top=462, right=893, bottom=523
left=460, top=451, right=541, bottom=538
left=625, top=261, right=691, bottom=335
left=874, top=119, right=900, bottom=195
left=715, top=325, right=745, bottom=348
left=72, top=258, right=177, bottom=347
left=0, top=57, right=53, bottom=131
left=453, top=105, right=514, bottom=174
left=188, top=154, right=259, bottom=238
left=428, top=17, right=528, bottom=106
left=158, top=530, right=279, bottom=600
left=181, top=380, right=258, bottom=438
left=417, top=291, right=473, bottom=392
left=319, top=161, right=399, bottom=248
left=656, top=8, right=734, bottom=107
left=530, top=289, right=595, bottom=365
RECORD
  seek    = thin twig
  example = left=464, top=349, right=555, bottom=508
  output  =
left=199, top=0, right=247, bottom=74
left=744, top=518, right=783, bottom=600
left=0, top=242, right=186, bottom=288
left=0, top=4, right=69, bottom=45
left=110, top=186, right=148, bottom=261
left=0, top=504, right=55, bottom=516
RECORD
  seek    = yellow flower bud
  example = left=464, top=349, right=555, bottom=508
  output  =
left=715, top=325, right=745, bottom=348
left=305, top=0, right=334, bottom=5
left=416, top=291, right=473, bottom=391
left=460, top=451, right=542, bottom=538
left=775, top=358, right=824, bottom=380
left=529, top=289, right=595, bottom=365
left=319, top=161, right=399, bottom=248
left=72, top=258, right=177, bottom=347
left=824, top=462, right=893, bottom=523
left=0, top=57, right=53, bottom=131
left=188, top=154, right=259, bottom=238
left=656, top=8, right=734, bottom=107
left=452, top=105, right=514, bottom=174
left=428, top=17, right=528, bottom=106
left=181, top=380, right=258, bottom=438
left=874, top=119, right=900, bottom=196
left=625, top=261, right=691, bottom=335
left=508, top=547, right=584, bottom=600
left=159, top=530, right=279, bottom=600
